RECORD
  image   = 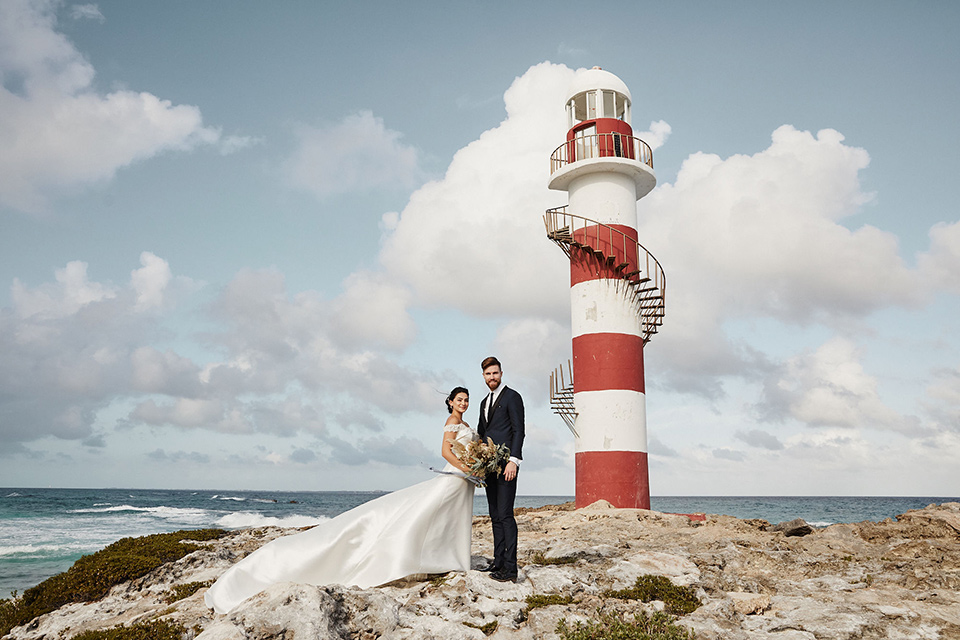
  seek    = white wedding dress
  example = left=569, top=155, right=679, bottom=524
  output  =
left=204, top=423, right=478, bottom=614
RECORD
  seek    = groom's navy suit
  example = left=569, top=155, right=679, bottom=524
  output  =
left=478, top=385, right=524, bottom=575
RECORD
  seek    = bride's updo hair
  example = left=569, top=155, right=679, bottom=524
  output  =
left=445, top=386, right=469, bottom=413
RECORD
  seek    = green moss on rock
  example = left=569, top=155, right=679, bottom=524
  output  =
left=70, top=619, right=190, bottom=640
left=0, top=528, right=225, bottom=637
left=603, top=575, right=701, bottom=616
left=556, top=609, right=696, bottom=640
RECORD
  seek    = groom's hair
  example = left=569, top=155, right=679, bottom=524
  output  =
left=481, top=356, right=501, bottom=371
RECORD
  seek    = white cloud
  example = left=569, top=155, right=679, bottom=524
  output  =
left=0, top=0, right=220, bottom=212
left=635, top=120, right=671, bottom=151
left=734, top=429, right=784, bottom=450
left=283, top=110, right=422, bottom=198
left=640, top=125, right=923, bottom=394
left=917, top=220, right=960, bottom=295
left=378, top=62, right=574, bottom=319
left=11, top=260, right=116, bottom=319
left=131, top=251, right=172, bottom=311
left=923, top=365, right=960, bottom=432
left=329, top=271, right=416, bottom=351
left=491, top=317, right=570, bottom=393
left=68, top=3, right=103, bottom=22
left=218, top=134, right=262, bottom=156
left=758, top=337, right=923, bottom=434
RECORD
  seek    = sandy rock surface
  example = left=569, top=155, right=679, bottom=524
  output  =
left=6, top=501, right=960, bottom=639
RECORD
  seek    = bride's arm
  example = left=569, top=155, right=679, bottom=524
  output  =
left=441, top=430, right=472, bottom=473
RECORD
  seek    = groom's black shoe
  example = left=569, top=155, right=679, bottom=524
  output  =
left=490, top=570, right=518, bottom=583
left=478, top=563, right=499, bottom=573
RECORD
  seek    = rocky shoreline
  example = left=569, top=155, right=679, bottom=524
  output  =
left=4, top=501, right=960, bottom=639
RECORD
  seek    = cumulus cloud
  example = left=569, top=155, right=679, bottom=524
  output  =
left=283, top=110, right=422, bottom=198
left=647, top=435, right=679, bottom=457
left=147, top=448, right=210, bottom=464
left=0, top=256, right=457, bottom=447
left=735, top=429, right=784, bottom=450
left=917, top=220, right=960, bottom=295
left=68, top=3, right=103, bottom=22
left=712, top=447, right=746, bottom=462
left=757, top=337, right=923, bottom=435
left=0, top=0, right=223, bottom=212
left=923, top=365, right=960, bottom=431
left=329, top=271, right=416, bottom=351
left=378, top=62, right=574, bottom=319
left=491, top=318, right=570, bottom=393
left=641, top=125, right=923, bottom=394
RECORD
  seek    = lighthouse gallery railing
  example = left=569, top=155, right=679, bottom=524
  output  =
left=550, top=133, right=654, bottom=174
left=544, top=206, right=666, bottom=344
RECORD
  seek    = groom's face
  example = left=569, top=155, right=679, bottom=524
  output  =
left=483, top=365, right=502, bottom=392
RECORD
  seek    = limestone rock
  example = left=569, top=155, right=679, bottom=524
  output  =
left=771, top=518, right=814, bottom=537
left=6, top=503, right=960, bottom=640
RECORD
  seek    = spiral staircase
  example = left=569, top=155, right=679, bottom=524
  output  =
left=544, top=206, right=666, bottom=429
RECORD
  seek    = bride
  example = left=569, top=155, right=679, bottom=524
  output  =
left=204, top=387, right=479, bottom=614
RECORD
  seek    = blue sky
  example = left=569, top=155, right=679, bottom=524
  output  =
left=1, top=0, right=959, bottom=496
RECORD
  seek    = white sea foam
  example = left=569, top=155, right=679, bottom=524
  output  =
left=809, top=521, right=834, bottom=528
left=214, top=496, right=246, bottom=501
left=0, top=544, right=65, bottom=557
left=4, top=492, right=22, bottom=497
left=216, top=512, right=326, bottom=529
left=68, top=505, right=211, bottom=525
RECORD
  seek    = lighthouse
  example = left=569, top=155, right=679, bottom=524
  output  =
left=545, top=68, right=665, bottom=509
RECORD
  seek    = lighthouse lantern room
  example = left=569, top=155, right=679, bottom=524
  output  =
left=545, top=68, right=666, bottom=510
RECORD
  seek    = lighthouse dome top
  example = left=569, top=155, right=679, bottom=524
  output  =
left=564, top=67, right=632, bottom=127
left=566, top=67, right=632, bottom=104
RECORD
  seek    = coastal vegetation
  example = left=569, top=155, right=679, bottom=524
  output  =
left=163, top=580, right=214, bottom=604
left=603, top=574, right=701, bottom=616
left=556, top=610, right=696, bottom=640
left=70, top=619, right=190, bottom=640
left=0, top=528, right=225, bottom=637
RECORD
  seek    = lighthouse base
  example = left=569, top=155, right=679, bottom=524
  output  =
left=575, top=450, right=649, bottom=509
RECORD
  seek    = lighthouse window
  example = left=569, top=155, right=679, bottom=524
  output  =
left=587, top=91, right=597, bottom=119
left=603, top=91, right=615, bottom=119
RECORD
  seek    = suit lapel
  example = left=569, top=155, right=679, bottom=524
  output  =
left=489, top=386, right=507, bottom=419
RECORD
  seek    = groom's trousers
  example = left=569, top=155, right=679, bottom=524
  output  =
left=485, top=471, right=518, bottom=574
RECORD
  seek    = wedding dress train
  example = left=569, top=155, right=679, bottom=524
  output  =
left=204, top=423, right=477, bottom=614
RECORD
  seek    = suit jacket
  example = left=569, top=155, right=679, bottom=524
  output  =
left=478, top=385, right=524, bottom=462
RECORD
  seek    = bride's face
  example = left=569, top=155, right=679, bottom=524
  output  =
left=450, top=392, right=469, bottom=414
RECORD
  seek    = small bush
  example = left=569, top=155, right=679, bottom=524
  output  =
left=520, top=593, right=574, bottom=621
left=530, top=551, right=578, bottom=566
left=556, top=609, right=696, bottom=640
left=526, top=593, right=574, bottom=611
left=463, top=619, right=498, bottom=635
left=70, top=619, right=189, bottom=640
left=603, top=575, right=700, bottom=616
left=163, top=580, right=213, bottom=604
left=0, top=529, right=225, bottom=637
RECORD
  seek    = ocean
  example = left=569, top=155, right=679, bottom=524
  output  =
left=1, top=488, right=957, bottom=600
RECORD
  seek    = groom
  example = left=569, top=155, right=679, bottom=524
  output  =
left=477, top=356, right=524, bottom=582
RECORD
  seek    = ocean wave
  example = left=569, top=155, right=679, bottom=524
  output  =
left=0, top=544, right=78, bottom=557
left=4, top=492, right=22, bottom=497
left=213, top=496, right=247, bottom=501
left=809, top=521, right=834, bottom=528
left=68, top=505, right=211, bottom=523
left=216, top=512, right=326, bottom=529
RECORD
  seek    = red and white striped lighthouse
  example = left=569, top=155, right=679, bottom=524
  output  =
left=545, top=68, right=665, bottom=509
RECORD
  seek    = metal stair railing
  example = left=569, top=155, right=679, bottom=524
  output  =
left=550, top=132, right=654, bottom=174
left=549, top=360, right=578, bottom=437
left=544, top=206, right=666, bottom=343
